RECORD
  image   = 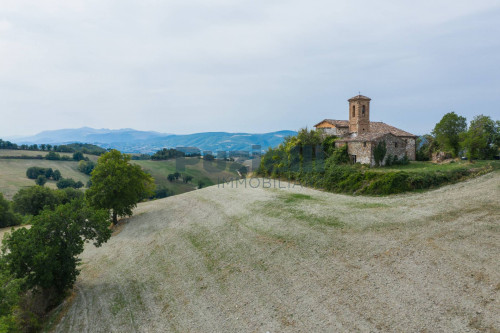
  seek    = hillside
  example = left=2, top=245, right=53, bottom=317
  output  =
left=10, top=128, right=297, bottom=153
left=133, top=158, right=241, bottom=195
left=0, top=159, right=90, bottom=199
left=51, top=172, right=500, bottom=332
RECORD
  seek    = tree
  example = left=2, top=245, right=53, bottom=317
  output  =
left=52, top=169, right=62, bottom=181
left=56, top=178, right=83, bottom=189
left=0, top=194, right=21, bottom=228
left=46, top=151, right=61, bottom=160
left=374, top=141, right=387, bottom=167
left=462, top=115, right=499, bottom=160
left=72, top=151, right=85, bottom=161
left=203, top=154, right=215, bottom=161
left=167, top=174, right=176, bottom=182
left=85, top=150, right=155, bottom=224
left=416, top=134, right=437, bottom=161
left=77, top=160, right=96, bottom=175
left=2, top=200, right=111, bottom=298
left=35, top=175, right=47, bottom=186
left=183, top=175, right=193, bottom=183
left=44, top=168, right=53, bottom=179
left=432, top=112, right=467, bottom=157
left=12, top=186, right=60, bottom=216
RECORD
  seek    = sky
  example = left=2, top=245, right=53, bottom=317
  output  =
left=1, top=0, right=500, bottom=137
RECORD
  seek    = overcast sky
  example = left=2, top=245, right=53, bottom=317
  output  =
left=1, top=0, right=499, bottom=137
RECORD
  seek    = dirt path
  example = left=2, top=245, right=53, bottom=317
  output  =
left=54, top=173, right=500, bottom=332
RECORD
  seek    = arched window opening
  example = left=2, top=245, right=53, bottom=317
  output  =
left=362, top=105, right=366, bottom=116
left=352, top=105, right=356, bottom=117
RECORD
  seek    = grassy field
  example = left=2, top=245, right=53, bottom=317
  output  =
left=378, top=160, right=500, bottom=173
left=0, top=149, right=99, bottom=161
left=133, top=158, right=241, bottom=195
left=0, top=159, right=89, bottom=199
left=52, top=171, right=500, bottom=332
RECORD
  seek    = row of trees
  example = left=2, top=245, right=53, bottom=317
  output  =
left=151, top=148, right=185, bottom=160
left=0, top=140, right=106, bottom=155
left=417, top=113, right=499, bottom=161
left=0, top=150, right=155, bottom=330
left=167, top=172, right=193, bottom=183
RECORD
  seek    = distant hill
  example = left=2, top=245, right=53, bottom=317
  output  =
left=12, top=128, right=297, bottom=153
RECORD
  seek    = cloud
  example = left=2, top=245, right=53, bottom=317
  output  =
left=0, top=0, right=499, bottom=137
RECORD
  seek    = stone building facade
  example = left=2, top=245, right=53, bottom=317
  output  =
left=314, top=95, right=417, bottom=166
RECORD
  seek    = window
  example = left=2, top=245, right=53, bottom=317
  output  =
left=363, top=141, right=367, bottom=147
left=362, top=105, right=366, bottom=116
left=395, top=142, right=398, bottom=148
left=352, top=105, right=355, bottom=117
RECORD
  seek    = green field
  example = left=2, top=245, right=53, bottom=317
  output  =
left=0, top=149, right=99, bottom=161
left=133, top=158, right=241, bottom=195
left=0, top=159, right=90, bottom=199
left=378, top=160, right=500, bottom=173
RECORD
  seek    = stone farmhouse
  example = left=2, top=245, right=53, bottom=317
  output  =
left=314, top=95, right=417, bottom=166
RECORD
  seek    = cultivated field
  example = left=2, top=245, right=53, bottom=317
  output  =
left=133, top=158, right=241, bottom=195
left=0, top=149, right=99, bottom=161
left=0, top=159, right=89, bottom=199
left=52, top=171, right=500, bottom=332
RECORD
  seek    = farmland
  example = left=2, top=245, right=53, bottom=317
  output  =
left=51, top=171, right=500, bottom=332
left=0, top=159, right=89, bottom=199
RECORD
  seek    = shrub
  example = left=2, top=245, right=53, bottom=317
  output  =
left=72, top=152, right=85, bottom=161
left=35, top=175, right=47, bottom=186
left=331, top=144, right=350, bottom=164
left=52, top=169, right=62, bottom=181
left=56, top=178, right=83, bottom=189
left=151, top=188, right=174, bottom=199
left=374, top=141, right=387, bottom=166
left=77, top=160, right=96, bottom=175
left=45, top=152, right=61, bottom=160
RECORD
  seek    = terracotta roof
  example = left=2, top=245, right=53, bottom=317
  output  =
left=369, top=122, right=416, bottom=137
left=348, top=95, right=371, bottom=101
left=314, top=119, right=416, bottom=138
left=314, top=119, right=349, bottom=127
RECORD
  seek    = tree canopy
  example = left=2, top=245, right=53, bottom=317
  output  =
left=86, top=150, right=155, bottom=224
left=432, top=112, right=467, bottom=157
left=462, top=115, right=500, bottom=160
left=2, top=199, right=111, bottom=295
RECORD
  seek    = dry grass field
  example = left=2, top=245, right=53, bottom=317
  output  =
left=0, top=159, right=89, bottom=199
left=51, top=172, right=500, bottom=332
left=0, top=149, right=99, bottom=161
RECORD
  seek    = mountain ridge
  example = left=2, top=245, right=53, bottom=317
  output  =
left=11, top=128, right=297, bottom=153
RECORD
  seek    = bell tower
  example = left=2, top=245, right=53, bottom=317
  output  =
left=348, top=95, right=371, bottom=134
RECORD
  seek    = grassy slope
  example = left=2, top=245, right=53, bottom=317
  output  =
left=0, top=159, right=89, bottom=199
left=378, top=160, right=498, bottom=173
left=53, top=171, right=500, bottom=332
left=133, top=158, right=241, bottom=195
left=0, top=149, right=99, bottom=161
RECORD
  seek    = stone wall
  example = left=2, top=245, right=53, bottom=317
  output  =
left=345, top=141, right=372, bottom=165
left=318, top=126, right=348, bottom=137
left=377, top=134, right=407, bottom=166
left=403, top=137, right=416, bottom=160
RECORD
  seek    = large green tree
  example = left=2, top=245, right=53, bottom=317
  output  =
left=12, top=186, right=60, bottom=216
left=462, top=115, right=500, bottom=161
left=2, top=200, right=111, bottom=298
left=86, top=150, right=155, bottom=224
left=432, top=112, right=467, bottom=157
